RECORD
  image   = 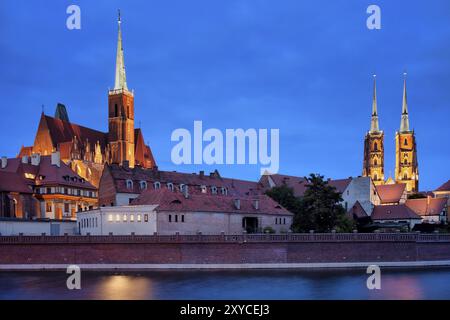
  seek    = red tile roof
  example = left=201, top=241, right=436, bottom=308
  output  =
left=134, top=128, right=156, bottom=168
left=0, top=172, right=33, bottom=193
left=406, top=197, right=447, bottom=217
left=375, top=183, right=406, bottom=204
left=349, top=201, right=369, bottom=218
left=0, top=156, right=96, bottom=190
left=371, top=204, right=422, bottom=220
left=132, top=188, right=292, bottom=216
left=435, top=180, right=450, bottom=192
left=107, top=165, right=262, bottom=197
left=43, top=114, right=108, bottom=151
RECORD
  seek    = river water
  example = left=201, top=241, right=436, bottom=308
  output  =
left=1, top=268, right=450, bottom=300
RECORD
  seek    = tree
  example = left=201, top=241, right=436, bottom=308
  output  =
left=266, top=174, right=355, bottom=233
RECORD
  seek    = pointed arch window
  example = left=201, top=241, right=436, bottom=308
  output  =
left=114, top=104, right=118, bottom=117
left=403, top=173, right=408, bottom=180
left=374, top=159, right=378, bottom=166
left=373, top=142, right=378, bottom=151
left=404, top=138, right=408, bottom=146
left=374, top=174, right=378, bottom=181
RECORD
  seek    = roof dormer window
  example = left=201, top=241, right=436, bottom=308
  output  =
left=126, top=179, right=133, bottom=190
left=140, top=180, right=148, bottom=190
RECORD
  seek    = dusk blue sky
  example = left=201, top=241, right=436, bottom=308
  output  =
left=0, top=0, right=449, bottom=191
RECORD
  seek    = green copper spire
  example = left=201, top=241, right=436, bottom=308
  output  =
left=400, top=73, right=410, bottom=133
left=114, top=10, right=128, bottom=91
left=370, top=75, right=380, bottom=133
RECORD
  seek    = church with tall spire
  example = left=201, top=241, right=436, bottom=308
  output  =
left=18, top=11, right=157, bottom=187
left=362, top=74, right=419, bottom=193
left=394, top=74, right=419, bottom=192
left=363, top=75, right=385, bottom=186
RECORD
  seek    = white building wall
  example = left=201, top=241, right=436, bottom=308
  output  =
left=77, top=205, right=158, bottom=235
left=115, top=193, right=139, bottom=206
left=156, top=211, right=293, bottom=235
left=0, top=220, right=77, bottom=236
left=341, top=177, right=379, bottom=216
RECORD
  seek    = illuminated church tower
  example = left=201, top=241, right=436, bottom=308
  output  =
left=108, top=10, right=135, bottom=168
left=395, top=74, right=419, bottom=192
left=363, top=75, right=385, bottom=185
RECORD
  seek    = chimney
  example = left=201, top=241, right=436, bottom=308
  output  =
left=234, top=199, right=241, bottom=210
left=21, top=155, right=29, bottom=164
left=253, top=199, right=259, bottom=210
left=51, top=151, right=60, bottom=167
left=1, top=156, right=7, bottom=169
left=199, top=170, right=204, bottom=178
left=31, top=154, right=41, bottom=166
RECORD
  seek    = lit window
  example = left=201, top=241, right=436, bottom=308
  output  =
left=116, top=214, right=120, bottom=222
left=123, top=214, right=127, bottom=222
left=130, top=214, right=134, bottom=222
left=201, top=185, right=207, bottom=193
left=24, top=173, right=35, bottom=179
left=108, top=214, right=113, bottom=222
left=137, top=214, right=141, bottom=222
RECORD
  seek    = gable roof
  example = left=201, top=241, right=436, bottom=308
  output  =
left=406, top=197, right=447, bottom=217
left=41, top=114, right=108, bottom=151
left=134, top=128, right=156, bottom=168
left=375, top=183, right=406, bottom=204
left=0, top=172, right=33, bottom=193
left=131, top=188, right=292, bottom=216
left=0, top=156, right=96, bottom=190
left=348, top=201, right=369, bottom=218
left=106, top=164, right=262, bottom=197
left=435, top=180, right=450, bottom=192
left=371, top=204, right=422, bottom=220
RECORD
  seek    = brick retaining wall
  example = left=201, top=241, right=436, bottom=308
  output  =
left=0, top=233, right=449, bottom=265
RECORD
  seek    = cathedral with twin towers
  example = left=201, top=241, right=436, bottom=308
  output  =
left=362, top=75, right=419, bottom=193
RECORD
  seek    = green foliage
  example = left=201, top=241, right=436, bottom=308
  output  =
left=266, top=174, right=355, bottom=233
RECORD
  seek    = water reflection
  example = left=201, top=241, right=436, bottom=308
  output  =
left=371, top=276, right=423, bottom=300
left=94, top=274, right=154, bottom=300
left=0, top=268, right=449, bottom=300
